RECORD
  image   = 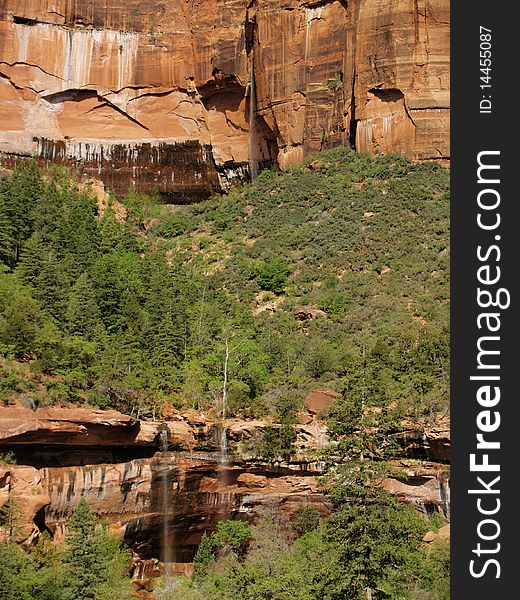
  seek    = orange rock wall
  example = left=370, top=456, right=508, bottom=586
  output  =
left=2, top=455, right=328, bottom=561
left=1, top=407, right=449, bottom=560
left=0, top=0, right=449, bottom=199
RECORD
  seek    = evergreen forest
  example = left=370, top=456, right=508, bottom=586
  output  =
left=0, top=148, right=450, bottom=599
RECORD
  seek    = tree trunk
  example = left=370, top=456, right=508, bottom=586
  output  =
left=222, top=339, right=230, bottom=418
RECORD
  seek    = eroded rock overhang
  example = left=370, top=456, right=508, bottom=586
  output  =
left=0, top=406, right=450, bottom=561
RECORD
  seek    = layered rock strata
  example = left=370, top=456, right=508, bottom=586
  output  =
left=0, top=406, right=450, bottom=561
left=0, top=0, right=449, bottom=200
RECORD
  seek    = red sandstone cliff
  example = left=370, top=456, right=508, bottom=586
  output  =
left=0, top=407, right=331, bottom=560
left=0, top=0, right=449, bottom=200
left=0, top=406, right=449, bottom=563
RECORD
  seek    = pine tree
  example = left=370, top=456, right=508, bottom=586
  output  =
left=150, top=307, right=183, bottom=366
left=24, top=534, right=65, bottom=600
left=99, top=207, right=124, bottom=252
left=63, top=498, right=100, bottom=599
left=32, top=181, right=63, bottom=243
left=143, top=255, right=184, bottom=369
left=66, top=273, right=102, bottom=339
left=0, top=496, right=24, bottom=543
left=0, top=189, right=14, bottom=268
left=92, top=251, right=144, bottom=333
left=0, top=543, right=33, bottom=600
left=16, top=231, right=47, bottom=286
left=33, top=250, right=67, bottom=324
left=63, top=498, right=131, bottom=600
left=120, top=288, right=146, bottom=337
left=0, top=278, right=42, bottom=359
left=57, top=190, right=100, bottom=282
left=5, top=159, right=42, bottom=262
left=192, top=532, right=215, bottom=583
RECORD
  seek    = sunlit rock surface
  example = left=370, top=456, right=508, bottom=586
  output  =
left=0, top=0, right=449, bottom=199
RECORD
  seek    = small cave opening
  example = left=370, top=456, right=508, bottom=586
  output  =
left=198, top=72, right=245, bottom=113
left=12, top=16, right=39, bottom=26
left=42, top=89, right=99, bottom=105
left=368, top=87, right=405, bottom=103
left=34, top=506, right=53, bottom=537
left=251, top=112, right=280, bottom=173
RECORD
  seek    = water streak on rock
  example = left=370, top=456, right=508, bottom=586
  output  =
left=158, top=430, right=174, bottom=565
left=248, top=55, right=259, bottom=181
left=216, top=425, right=230, bottom=518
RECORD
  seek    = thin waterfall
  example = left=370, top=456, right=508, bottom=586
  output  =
left=159, top=430, right=174, bottom=566
left=248, top=51, right=259, bottom=180
left=218, top=425, right=228, bottom=458
left=216, top=425, right=230, bottom=516
left=437, top=475, right=451, bottom=521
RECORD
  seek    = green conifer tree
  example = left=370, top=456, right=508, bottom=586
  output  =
left=32, top=181, right=63, bottom=243
left=0, top=496, right=24, bottom=543
left=143, top=256, right=184, bottom=369
left=98, top=208, right=125, bottom=252
left=0, top=276, right=42, bottom=358
left=66, top=273, right=102, bottom=339
left=34, top=250, right=67, bottom=324
left=0, top=190, right=14, bottom=268
left=0, top=543, right=33, bottom=600
left=63, top=498, right=131, bottom=600
left=16, top=231, right=47, bottom=287
left=57, top=190, right=100, bottom=282
left=5, top=159, right=42, bottom=262
left=192, top=531, right=215, bottom=583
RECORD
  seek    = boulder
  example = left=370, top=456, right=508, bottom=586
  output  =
left=438, top=524, right=450, bottom=539
left=422, top=531, right=438, bottom=543
left=292, top=306, right=327, bottom=321
left=304, top=389, right=340, bottom=415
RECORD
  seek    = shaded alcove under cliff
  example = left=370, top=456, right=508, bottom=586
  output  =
left=21, top=449, right=330, bottom=563
left=0, top=443, right=159, bottom=468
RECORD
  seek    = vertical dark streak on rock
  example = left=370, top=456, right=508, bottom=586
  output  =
left=349, top=67, right=357, bottom=149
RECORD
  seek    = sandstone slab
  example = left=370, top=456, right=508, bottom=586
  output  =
left=304, top=388, right=340, bottom=415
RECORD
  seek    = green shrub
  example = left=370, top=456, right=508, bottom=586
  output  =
left=254, top=258, right=290, bottom=294
left=292, top=506, right=320, bottom=536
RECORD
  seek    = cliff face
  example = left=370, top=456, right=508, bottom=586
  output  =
left=33, top=456, right=326, bottom=561
left=0, top=0, right=449, bottom=200
left=1, top=406, right=450, bottom=564
left=0, top=407, right=331, bottom=561
left=0, top=0, right=250, bottom=201
left=251, top=0, right=449, bottom=168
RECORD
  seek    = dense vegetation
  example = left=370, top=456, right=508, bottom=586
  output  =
left=156, top=496, right=449, bottom=600
left=0, top=149, right=450, bottom=598
left=1, top=493, right=449, bottom=600
left=0, top=498, right=131, bottom=599
left=0, top=149, right=449, bottom=428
